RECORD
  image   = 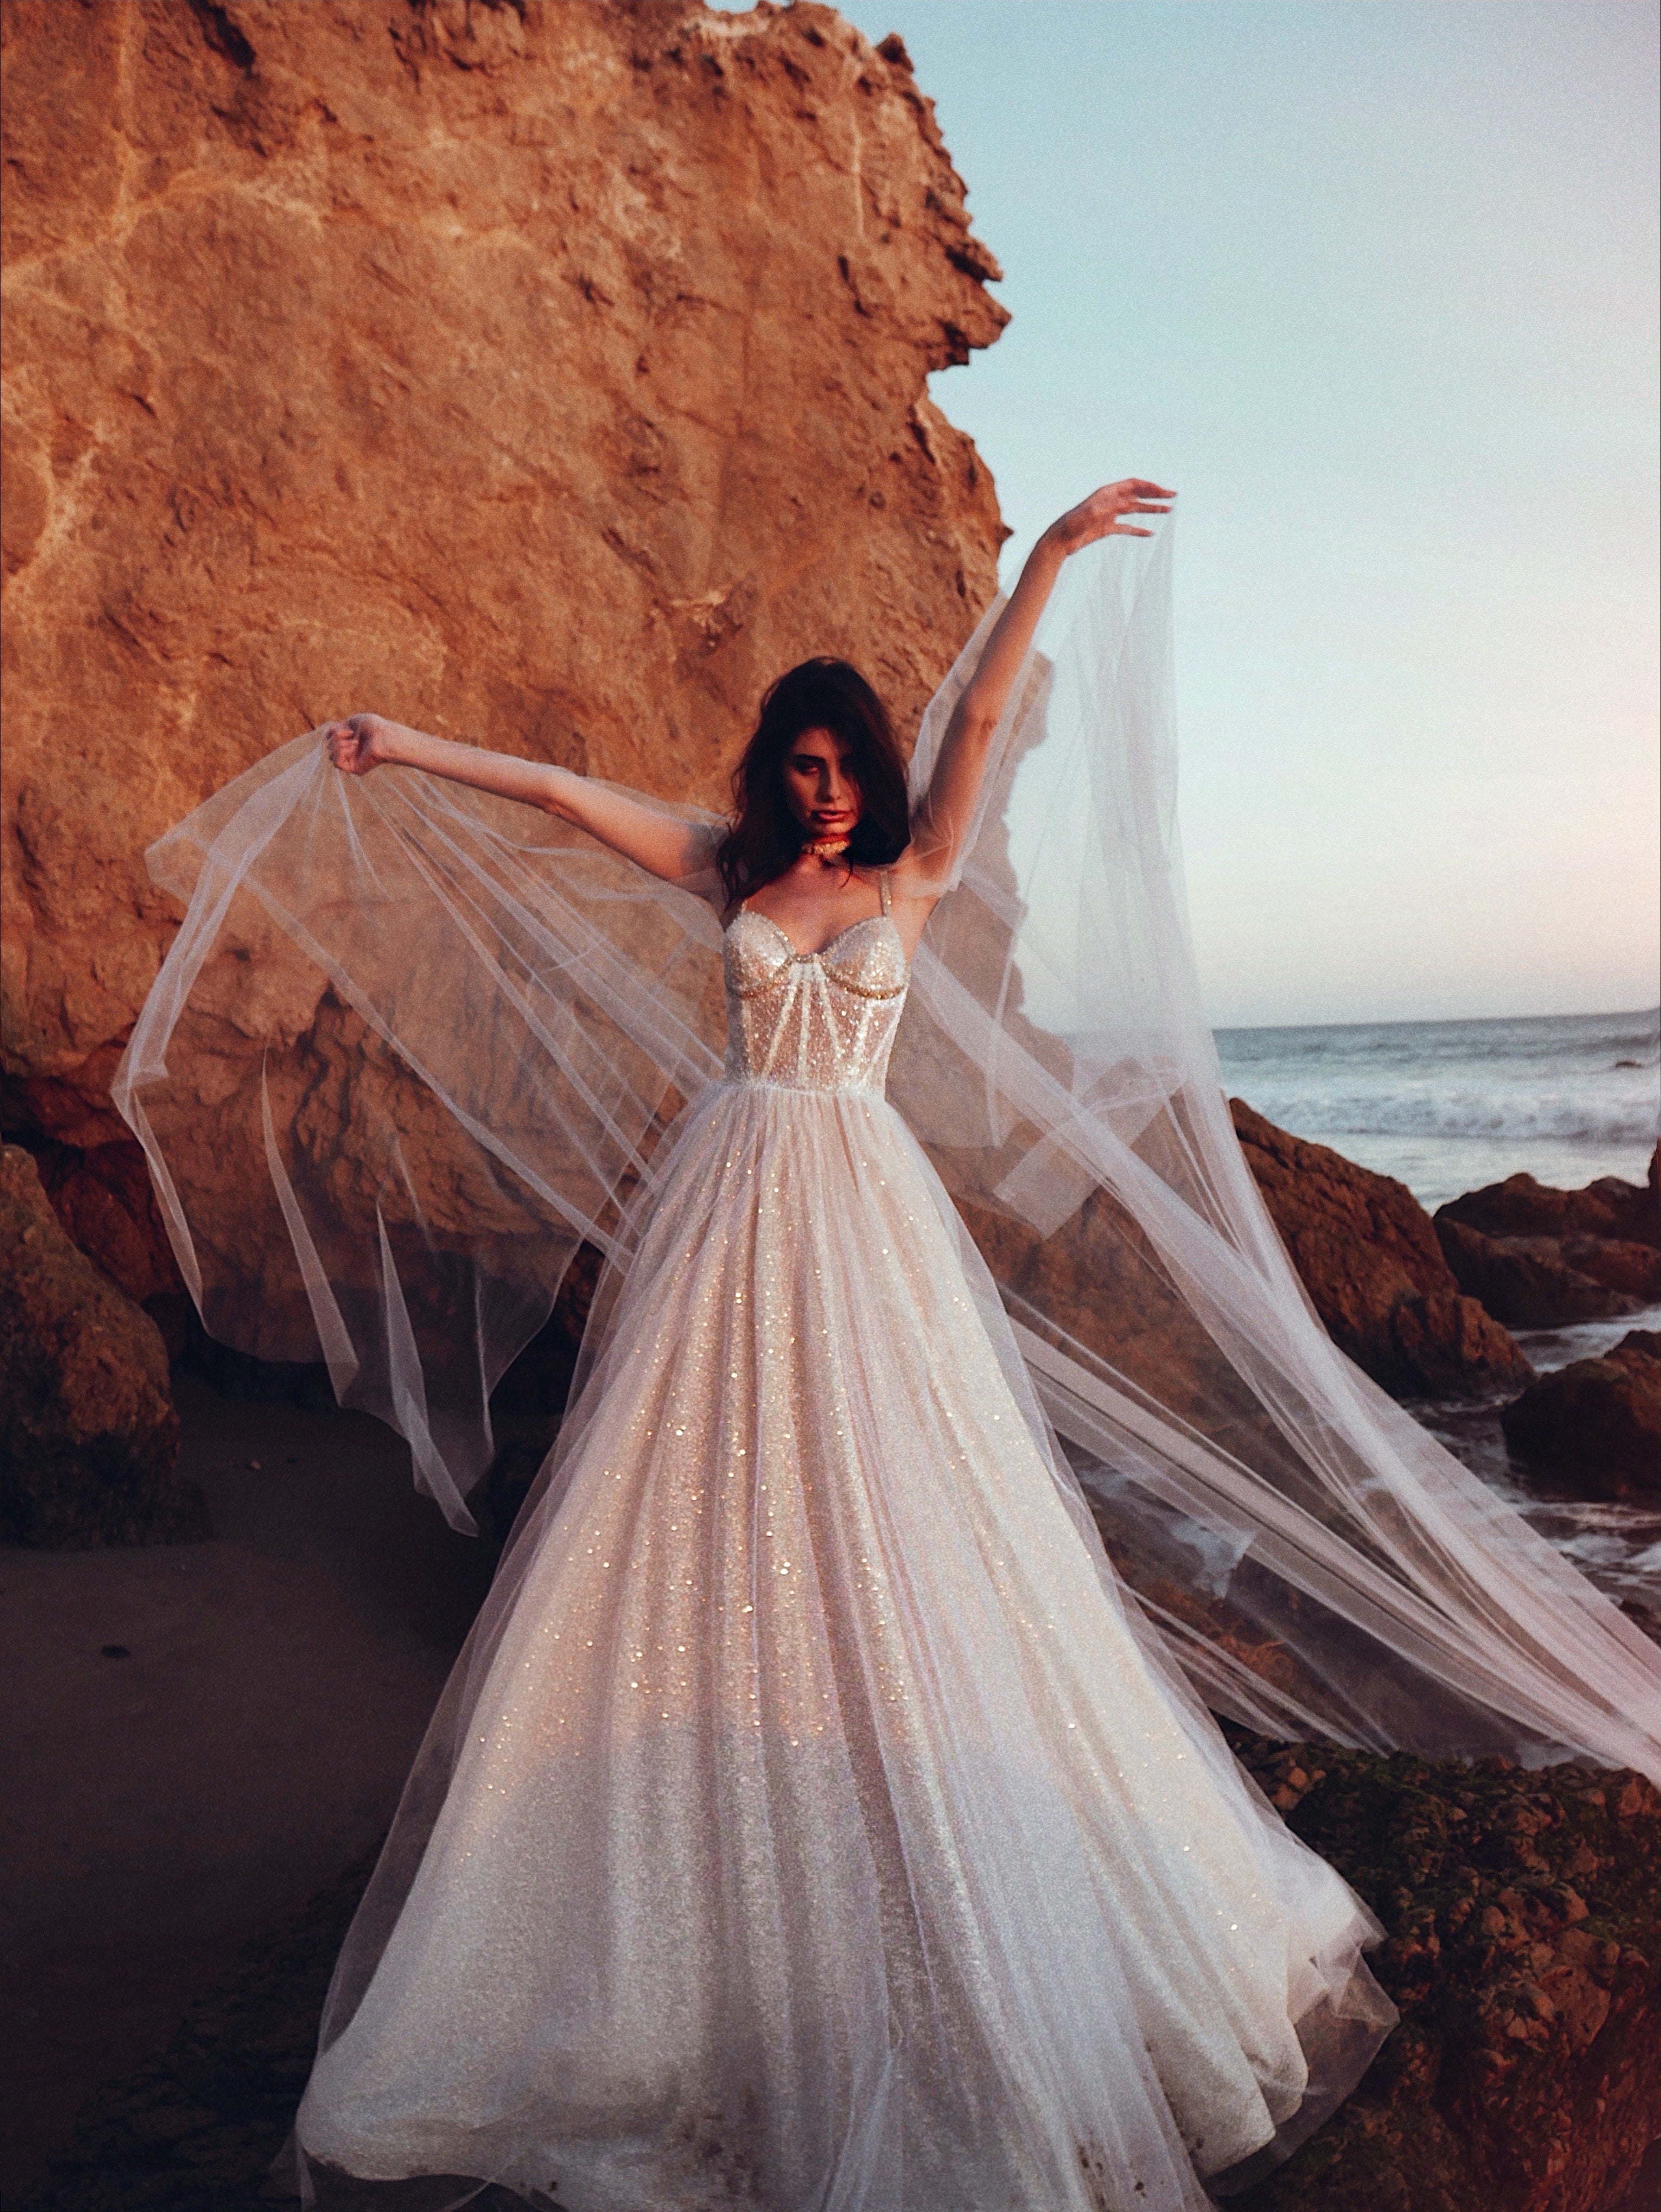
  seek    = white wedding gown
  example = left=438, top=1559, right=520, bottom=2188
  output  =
left=295, top=885, right=1395, bottom=2211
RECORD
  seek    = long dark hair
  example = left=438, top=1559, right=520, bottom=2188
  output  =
left=716, top=658, right=910, bottom=906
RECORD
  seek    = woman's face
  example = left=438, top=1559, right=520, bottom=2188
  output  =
left=781, top=727, right=862, bottom=841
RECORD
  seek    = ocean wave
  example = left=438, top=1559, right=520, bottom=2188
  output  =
left=1233, top=1086, right=1660, bottom=1146
left=1214, top=1011, right=1660, bottom=1072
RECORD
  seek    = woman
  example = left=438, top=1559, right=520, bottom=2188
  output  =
left=278, top=476, right=1393, bottom=2208
left=114, top=483, right=1658, bottom=2209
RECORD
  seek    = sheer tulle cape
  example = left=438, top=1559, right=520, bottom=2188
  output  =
left=115, top=523, right=1661, bottom=1790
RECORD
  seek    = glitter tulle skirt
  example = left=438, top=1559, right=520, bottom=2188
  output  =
left=295, top=1078, right=1394, bottom=2210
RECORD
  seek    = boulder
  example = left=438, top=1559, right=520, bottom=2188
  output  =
left=29, top=1138, right=187, bottom=1309
left=1, top=0, right=1007, bottom=1246
left=1558, top=1234, right=1661, bottom=1305
left=1499, top=1333, right=1661, bottom=1501
left=1438, top=1150, right=1661, bottom=1252
left=1433, top=1153, right=1661, bottom=1337
left=1230, top=1740, right=1661, bottom=2212
left=0, top=1144, right=204, bottom=1546
left=1229, top=1102, right=1532, bottom=1400
left=1434, top=1218, right=1643, bottom=1330
left=4, top=1042, right=186, bottom=1305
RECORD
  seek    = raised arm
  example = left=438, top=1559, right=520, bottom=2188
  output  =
left=901, top=479, right=1174, bottom=891
left=324, top=715, right=714, bottom=885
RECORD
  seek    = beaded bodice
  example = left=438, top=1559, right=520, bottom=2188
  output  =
left=722, top=903, right=910, bottom=1095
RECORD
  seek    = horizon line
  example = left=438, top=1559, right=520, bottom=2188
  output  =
left=1209, top=1004, right=1661, bottom=1037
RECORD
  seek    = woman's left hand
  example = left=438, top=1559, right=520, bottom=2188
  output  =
left=1043, top=480, right=1176, bottom=556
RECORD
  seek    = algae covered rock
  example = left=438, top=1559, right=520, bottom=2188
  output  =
left=1230, top=1739, right=1661, bottom=2212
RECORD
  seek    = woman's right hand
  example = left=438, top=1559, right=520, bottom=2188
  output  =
left=324, top=714, right=395, bottom=776
left=1041, top=480, right=1176, bottom=557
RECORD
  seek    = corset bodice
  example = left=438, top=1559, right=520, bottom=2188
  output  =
left=723, top=909, right=910, bottom=1094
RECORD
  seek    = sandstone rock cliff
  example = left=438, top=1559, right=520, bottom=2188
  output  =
left=1, top=0, right=1006, bottom=1222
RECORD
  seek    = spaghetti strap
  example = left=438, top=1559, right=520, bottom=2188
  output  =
left=878, top=868, right=892, bottom=917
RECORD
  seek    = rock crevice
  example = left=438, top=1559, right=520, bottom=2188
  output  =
left=0, top=1143, right=201, bottom=1546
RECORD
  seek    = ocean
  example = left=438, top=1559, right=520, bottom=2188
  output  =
left=1214, top=1006, right=1660, bottom=1213
left=1214, top=1006, right=1661, bottom=1632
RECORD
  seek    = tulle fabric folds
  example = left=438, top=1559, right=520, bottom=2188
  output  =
left=115, top=523, right=1660, bottom=1784
left=892, top=530, right=1660, bottom=1778
left=294, top=1078, right=1395, bottom=2208
left=116, top=749, right=728, bottom=1529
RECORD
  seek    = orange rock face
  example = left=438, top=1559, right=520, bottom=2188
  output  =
left=1, top=0, right=1006, bottom=1159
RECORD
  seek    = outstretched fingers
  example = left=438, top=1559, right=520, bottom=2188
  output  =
left=1106, top=506, right=1172, bottom=539
left=1109, top=483, right=1176, bottom=532
left=1053, top=479, right=1178, bottom=552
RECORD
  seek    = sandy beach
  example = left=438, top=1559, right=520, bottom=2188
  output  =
left=1, top=1374, right=489, bottom=2200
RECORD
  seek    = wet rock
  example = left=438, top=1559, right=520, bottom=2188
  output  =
left=0, top=1144, right=204, bottom=1547
left=1435, top=1218, right=1644, bottom=1330
left=1500, top=1334, right=1661, bottom=1501
left=1230, top=1742, right=1661, bottom=2212
left=1438, top=1150, right=1661, bottom=1252
left=1433, top=1153, right=1661, bottom=1337
left=1229, top=1102, right=1532, bottom=1400
left=1558, top=1234, right=1661, bottom=1305
left=1, top=0, right=1006, bottom=1238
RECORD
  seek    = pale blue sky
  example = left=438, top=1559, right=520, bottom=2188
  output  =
left=728, top=0, right=1660, bottom=1027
